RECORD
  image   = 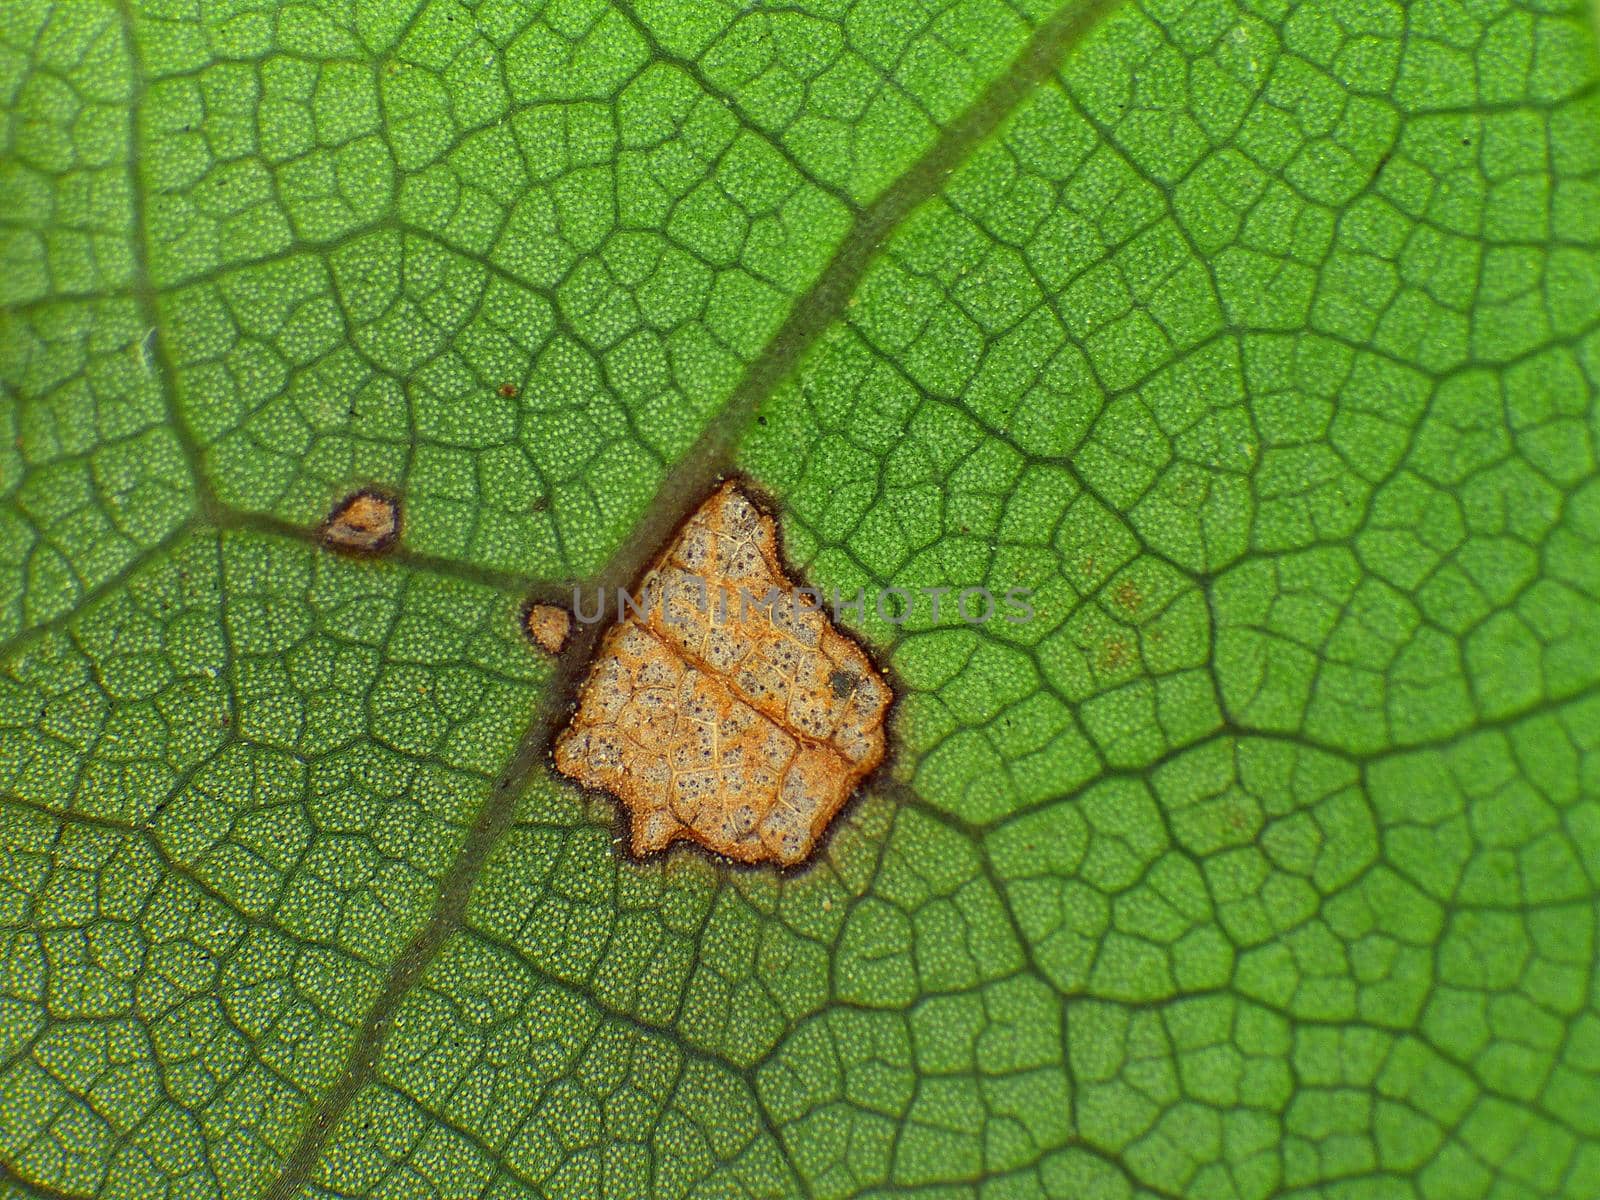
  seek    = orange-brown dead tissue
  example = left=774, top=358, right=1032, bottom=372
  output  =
left=553, top=481, right=891, bottom=867
left=525, top=603, right=572, bottom=654
left=322, top=490, right=398, bottom=553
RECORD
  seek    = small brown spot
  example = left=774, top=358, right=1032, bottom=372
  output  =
left=553, top=481, right=892, bottom=868
left=498, top=382, right=519, bottom=398
left=525, top=603, right=572, bottom=655
left=322, top=490, right=399, bottom=553
left=1098, top=636, right=1128, bottom=672
left=1115, top=582, right=1142, bottom=614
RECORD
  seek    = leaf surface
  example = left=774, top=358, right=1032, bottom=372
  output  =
left=3, top=0, right=1600, bottom=1198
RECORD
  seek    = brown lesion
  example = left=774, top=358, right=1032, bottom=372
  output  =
left=553, top=481, right=891, bottom=867
left=524, top=603, right=572, bottom=654
left=321, top=489, right=399, bottom=554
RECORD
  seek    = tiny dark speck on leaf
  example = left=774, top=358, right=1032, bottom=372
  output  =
left=498, top=382, right=519, bottom=398
left=829, top=669, right=858, bottom=699
left=757, top=415, right=767, bottom=426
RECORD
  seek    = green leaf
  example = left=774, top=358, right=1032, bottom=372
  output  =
left=3, top=0, right=1599, bottom=1197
